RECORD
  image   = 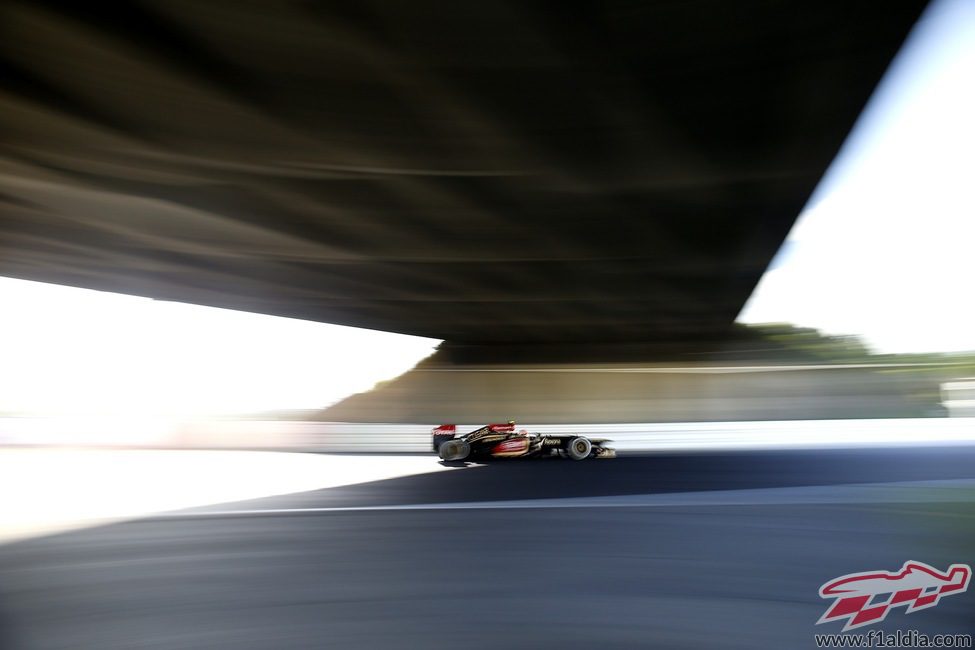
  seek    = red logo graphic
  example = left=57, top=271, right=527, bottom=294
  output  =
left=817, top=561, right=970, bottom=631
left=487, top=423, right=516, bottom=433
left=493, top=438, right=528, bottom=454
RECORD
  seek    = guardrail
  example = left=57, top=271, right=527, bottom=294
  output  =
left=2, top=417, right=972, bottom=452
left=281, top=418, right=975, bottom=452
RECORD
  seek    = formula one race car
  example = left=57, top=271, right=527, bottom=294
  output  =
left=433, top=422, right=615, bottom=461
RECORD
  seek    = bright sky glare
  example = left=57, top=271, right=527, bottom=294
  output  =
left=0, top=276, right=439, bottom=416
left=738, top=0, right=975, bottom=354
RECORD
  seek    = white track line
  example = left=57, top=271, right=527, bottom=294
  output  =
left=158, top=478, right=975, bottom=518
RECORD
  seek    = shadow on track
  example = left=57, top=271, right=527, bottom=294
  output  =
left=5, top=447, right=975, bottom=650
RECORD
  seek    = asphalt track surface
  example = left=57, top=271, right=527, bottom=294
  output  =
left=2, top=448, right=975, bottom=649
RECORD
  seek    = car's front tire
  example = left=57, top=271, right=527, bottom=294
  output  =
left=438, top=439, right=471, bottom=461
left=566, top=437, right=592, bottom=460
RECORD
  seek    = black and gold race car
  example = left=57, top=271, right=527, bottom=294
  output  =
left=432, top=422, right=615, bottom=461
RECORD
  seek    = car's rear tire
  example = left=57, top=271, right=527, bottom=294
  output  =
left=566, top=437, right=592, bottom=460
left=438, top=439, right=471, bottom=461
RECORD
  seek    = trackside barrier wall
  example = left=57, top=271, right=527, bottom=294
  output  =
left=1, top=418, right=973, bottom=452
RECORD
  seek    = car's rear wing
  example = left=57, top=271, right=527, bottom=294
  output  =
left=432, top=424, right=456, bottom=452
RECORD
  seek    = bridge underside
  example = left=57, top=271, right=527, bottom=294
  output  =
left=0, top=1, right=925, bottom=343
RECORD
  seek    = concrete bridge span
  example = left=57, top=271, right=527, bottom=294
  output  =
left=0, top=1, right=926, bottom=344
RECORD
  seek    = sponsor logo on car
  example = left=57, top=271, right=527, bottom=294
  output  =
left=493, top=438, right=529, bottom=455
left=487, top=423, right=516, bottom=433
